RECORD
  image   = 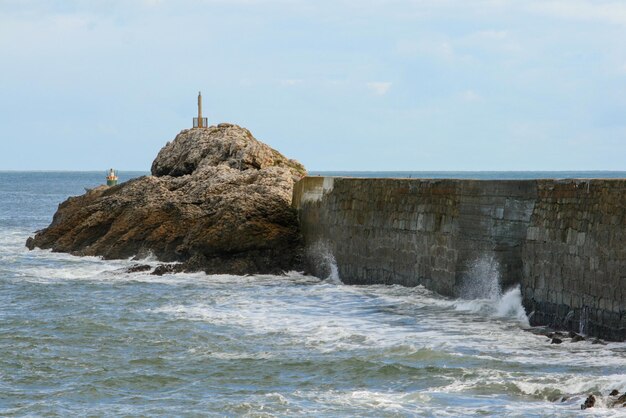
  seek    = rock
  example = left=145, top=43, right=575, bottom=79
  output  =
left=151, top=125, right=306, bottom=180
left=581, top=394, right=596, bottom=410
left=26, top=125, right=307, bottom=275
left=592, top=338, right=607, bottom=345
left=605, top=393, right=626, bottom=408
left=571, top=334, right=585, bottom=342
left=551, top=337, right=563, bottom=344
left=125, top=264, right=152, bottom=273
left=151, top=264, right=185, bottom=276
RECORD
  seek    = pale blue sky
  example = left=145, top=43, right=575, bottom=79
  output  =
left=1, top=0, right=625, bottom=171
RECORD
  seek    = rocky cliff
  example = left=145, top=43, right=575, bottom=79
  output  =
left=26, top=123, right=307, bottom=275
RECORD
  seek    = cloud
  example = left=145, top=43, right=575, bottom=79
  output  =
left=526, top=0, right=626, bottom=25
left=280, top=79, right=303, bottom=87
left=394, top=36, right=456, bottom=61
left=460, top=89, right=482, bottom=102
left=366, top=81, right=392, bottom=95
left=142, top=0, right=163, bottom=6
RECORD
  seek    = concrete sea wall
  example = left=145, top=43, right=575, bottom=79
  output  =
left=293, top=177, right=626, bottom=341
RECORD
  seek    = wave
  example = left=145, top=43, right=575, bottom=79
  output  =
left=306, top=240, right=342, bottom=284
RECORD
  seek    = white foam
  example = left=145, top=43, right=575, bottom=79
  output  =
left=495, top=286, right=530, bottom=326
left=6, top=227, right=626, bottom=415
left=306, top=240, right=342, bottom=284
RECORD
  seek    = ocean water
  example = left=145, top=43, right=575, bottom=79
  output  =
left=1, top=171, right=626, bottom=417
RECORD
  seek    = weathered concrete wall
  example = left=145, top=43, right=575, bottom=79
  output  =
left=293, top=177, right=626, bottom=341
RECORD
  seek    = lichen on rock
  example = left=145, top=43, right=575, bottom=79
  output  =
left=26, top=123, right=307, bottom=275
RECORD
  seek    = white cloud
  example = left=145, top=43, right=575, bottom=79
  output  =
left=366, top=81, right=392, bottom=95
left=280, top=79, right=303, bottom=87
left=457, top=29, right=522, bottom=57
left=526, top=0, right=626, bottom=25
left=394, top=37, right=476, bottom=64
left=460, top=89, right=482, bottom=102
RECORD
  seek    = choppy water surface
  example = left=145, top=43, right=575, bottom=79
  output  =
left=1, top=172, right=626, bottom=416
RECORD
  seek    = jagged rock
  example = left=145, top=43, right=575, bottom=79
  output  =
left=610, top=390, right=619, bottom=396
left=151, top=123, right=306, bottom=179
left=581, top=394, right=596, bottom=410
left=151, top=264, right=185, bottom=276
left=551, top=337, right=563, bottom=344
left=125, top=264, right=152, bottom=273
left=26, top=124, right=307, bottom=275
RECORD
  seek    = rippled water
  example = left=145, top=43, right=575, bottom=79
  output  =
left=2, top=172, right=626, bottom=416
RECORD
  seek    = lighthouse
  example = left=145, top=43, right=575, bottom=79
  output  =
left=193, top=91, right=208, bottom=128
left=106, top=168, right=118, bottom=186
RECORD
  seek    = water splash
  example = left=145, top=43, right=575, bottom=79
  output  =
left=495, top=286, right=530, bottom=327
left=579, top=306, right=590, bottom=336
left=459, top=255, right=501, bottom=300
left=306, top=241, right=341, bottom=283
left=456, top=255, right=529, bottom=326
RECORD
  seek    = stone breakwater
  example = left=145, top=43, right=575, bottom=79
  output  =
left=293, top=177, right=626, bottom=341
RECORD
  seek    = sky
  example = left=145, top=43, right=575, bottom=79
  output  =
left=1, top=0, right=625, bottom=171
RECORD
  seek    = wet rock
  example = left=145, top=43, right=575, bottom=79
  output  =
left=25, top=124, right=307, bottom=275
left=125, top=264, right=152, bottom=273
left=551, top=337, right=563, bottom=344
left=527, top=326, right=551, bottom=337
left=151, top=264, right=185, bottom=276
left=592, top=338, right=607, bottom=345
left=571, top=334, right=585, bottom=342
left=581, top=394, right=596, bottom=410
left=605, top=393, right=626, bottom=408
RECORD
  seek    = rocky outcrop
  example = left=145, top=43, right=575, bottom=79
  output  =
left=26, top=123, right=307, bottom=275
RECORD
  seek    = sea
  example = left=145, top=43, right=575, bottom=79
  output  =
left=1, top=171, right=626, bottom=417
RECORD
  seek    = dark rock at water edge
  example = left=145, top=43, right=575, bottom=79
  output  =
left=26, top=124, right=307, bottom=275
left=151, top=264, right=185, bottom=276
left=575, top=391, right=626, bottom=410
left=125, top=264, right=152, bottom=273
left=581, top=394, right=596, bottom=410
